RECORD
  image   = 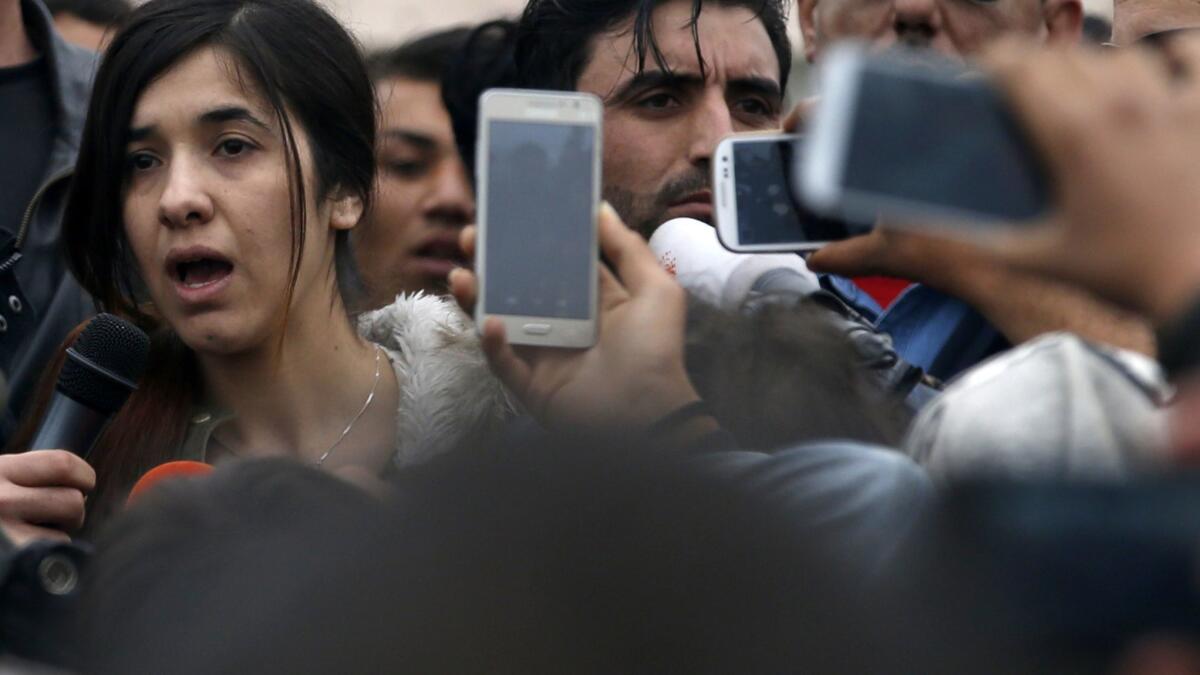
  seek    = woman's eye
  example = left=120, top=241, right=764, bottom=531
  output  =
left=127, top=152, right=159, bottom=172
left=217, top=138, right=251, bottom=157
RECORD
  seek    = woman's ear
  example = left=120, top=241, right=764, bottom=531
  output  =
left=328, top=189, right=365, bottom=231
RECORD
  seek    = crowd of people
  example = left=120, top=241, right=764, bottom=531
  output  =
left=1, top=0, right=1199, bottom=670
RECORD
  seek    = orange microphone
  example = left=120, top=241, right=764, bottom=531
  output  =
left=127, top=461, right=214, bottom=506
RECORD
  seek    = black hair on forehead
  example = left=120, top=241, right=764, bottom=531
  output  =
left=631, top=0, right=764, bottom=82
left=366, top=26, right=474, bottom=84
left=515, top=0, right=791, bottom=94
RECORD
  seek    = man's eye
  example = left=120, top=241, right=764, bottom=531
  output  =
left=217, top=138, right=252, bottom=157
left=735, top=98, right=773, bottom=117
left=638, top=93, right=681, bottom=109
left=384, top=160, right=429, bottom=178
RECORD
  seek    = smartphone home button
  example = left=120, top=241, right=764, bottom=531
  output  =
left=522, top=323, right=552, bottom=335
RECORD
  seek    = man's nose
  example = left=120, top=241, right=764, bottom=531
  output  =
left=422, top=157, right=475, bottom=226
left=158, top=156, right=215, bottom=229
left=687, top=91, right=736, bottom=165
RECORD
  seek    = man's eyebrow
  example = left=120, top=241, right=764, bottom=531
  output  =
left=609, top=70, right=706, bottom=103
left=382, top=128, right=437, bottom=149
left=727, top=76, right=784, bottom=103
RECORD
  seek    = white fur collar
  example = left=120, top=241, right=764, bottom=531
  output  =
left=357, top=293, right=517, bottom=469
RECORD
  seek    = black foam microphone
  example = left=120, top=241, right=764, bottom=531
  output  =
left=30, top=314, right=150, bottom=458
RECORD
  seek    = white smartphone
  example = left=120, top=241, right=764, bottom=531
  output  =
left=475, top=89, right=602, bottom=348
left=802, top=44, right=1050, bottom=228
left=714, top=132, right=873, bottom=252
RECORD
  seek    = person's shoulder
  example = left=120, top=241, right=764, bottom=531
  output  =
left=904, top=332, right=1169, bottom=480
left=689, top=440, right=932, bottom=508
left=54, top=40, right=98, bottom=90
left=38, top=7, right=100, bottom=139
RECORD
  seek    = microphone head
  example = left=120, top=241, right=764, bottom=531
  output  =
left=648, top=218, right=740, bottom=306
left=127, top=461, right=214, bottom=505
left=58, top=314, right=150, bottom=414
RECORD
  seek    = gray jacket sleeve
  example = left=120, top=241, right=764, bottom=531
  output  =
left=683, top=436, right=934, bottom=582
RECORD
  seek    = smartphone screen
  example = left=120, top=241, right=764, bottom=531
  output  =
left=482, top=119, right=596, bottom=319
left=731, top=137, right=871, bottom=246
left=840, top=65, right=1048, bottom=222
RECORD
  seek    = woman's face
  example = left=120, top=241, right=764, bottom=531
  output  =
left=122, top=46, right=358, bottom=355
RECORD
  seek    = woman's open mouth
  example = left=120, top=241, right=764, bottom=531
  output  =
left=165, top=247, right=235, bottom=302
left=175, top=258, right=233, bottom=288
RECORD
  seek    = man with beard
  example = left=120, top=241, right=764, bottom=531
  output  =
left=513, top=0, right=790, bottom=239
left=514, top=0, right=1153, bottom=381
left=511, top=0, right=947, bottom=411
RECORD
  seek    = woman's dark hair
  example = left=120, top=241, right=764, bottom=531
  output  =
left=514, top=0, right=791, bottom=93
left=64, top=0, right=376, bottom=326
left=54, top=0, right=376, bottom=533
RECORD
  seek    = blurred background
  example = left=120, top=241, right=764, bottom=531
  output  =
left=322, top=0, right=1113, bottom=48
left=320, top=0, right=1115, bottom=102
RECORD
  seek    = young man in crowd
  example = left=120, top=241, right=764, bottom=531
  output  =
left=353, top=29, right=476, bottom=308
left=43, top=0, right=128, bottom=52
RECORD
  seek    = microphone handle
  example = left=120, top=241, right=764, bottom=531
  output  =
left=29, top=394, right=110, bottom=459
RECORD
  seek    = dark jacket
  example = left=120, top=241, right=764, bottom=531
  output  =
left=0, top=0, right=97, bottom=443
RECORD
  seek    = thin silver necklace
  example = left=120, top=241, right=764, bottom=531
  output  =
left=314, top=345, right=384, bottom=468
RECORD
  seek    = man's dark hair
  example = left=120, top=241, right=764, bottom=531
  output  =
left=685, top=300, right=910, bottom=451
left=441, top=19, right=521, bottom=180
left=365, top=26, right=473, bottom=84
left=43, top=0, right=133, bottom=25
left=514, top=0, right=791, bottom=93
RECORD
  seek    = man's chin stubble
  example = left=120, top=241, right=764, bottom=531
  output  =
left=604, top=187, right=665, bottom=240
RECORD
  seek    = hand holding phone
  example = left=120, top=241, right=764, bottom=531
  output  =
left=449, top=206, right=705, bottom=434
left=976, top=37, right=1200, bottom=322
